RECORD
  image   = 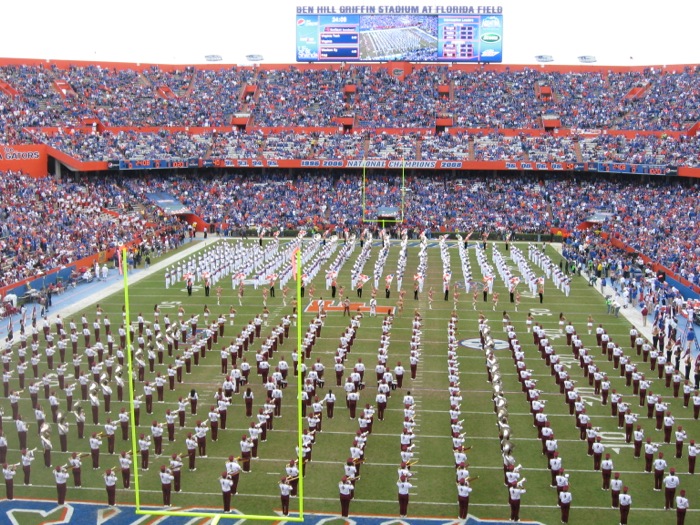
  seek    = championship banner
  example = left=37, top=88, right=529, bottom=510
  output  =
left=207, top=158, right=591, bottom=171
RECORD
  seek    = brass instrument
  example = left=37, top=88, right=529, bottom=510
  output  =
left=501, top=440, right=514, bottom=454
left=40, top=423, right=52, bottom=447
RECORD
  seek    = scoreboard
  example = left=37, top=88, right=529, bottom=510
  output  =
left=297, top=13, right=503, bottom=63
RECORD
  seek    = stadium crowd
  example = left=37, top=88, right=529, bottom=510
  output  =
left=1, top=170, right=699, bottom=292
left=20, top=127, right=700, bottom=167
left=0, top=171, right=188, bottom=289
left=4, top=62, right=700, bottom=167
left=2, top=61, right=700, bottom=293
left=3, top=63, right=700, bottom=134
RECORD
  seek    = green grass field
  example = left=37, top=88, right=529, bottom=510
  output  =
left=3, top=237, right=698, bottom=524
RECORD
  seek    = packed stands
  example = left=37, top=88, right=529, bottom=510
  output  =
left=3, top=62, right=700, bottom=168
left=0, top=171, right=187, bottom=289
left=0, top=167, right=699, bottom=291
left=2, top=63, right=699, bottom=133
left=3, top=61, right=700, bottom=293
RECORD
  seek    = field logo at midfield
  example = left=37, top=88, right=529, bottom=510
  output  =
left=459, top=338, right=510, bottom=351
left=305, top=299, right=394, bottom=316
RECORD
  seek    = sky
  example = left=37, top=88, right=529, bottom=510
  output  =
left=1, top=0, right=698, bottom=67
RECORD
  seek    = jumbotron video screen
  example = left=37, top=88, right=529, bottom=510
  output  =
left=296, top=12, right=503, bottom=62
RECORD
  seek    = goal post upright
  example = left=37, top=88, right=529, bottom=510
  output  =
left=361, top=157, right=406, bottom=224
left=295, top=244, right=305, bottom=517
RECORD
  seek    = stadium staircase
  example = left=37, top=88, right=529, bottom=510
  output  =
left=541, top=114, right=562, bottom=130
left=624, top=81, right=650, bottom=99
left=155, top=85, right=178, bottom=100
left=240, top=83, right=257, bottom=104
left=437, top=83, right=451, bottom=101
left=0, top=80, right=19, bottom=98
left=182, top=75, right=196, bottom=97
left=53, top=79, right=76, bottom=98
left=687, top=120, right=700, bottom=136
left=468, top=136, right=475, bottom=160
left=225, top=83, right=255, bottom=128
left=137, top=73, right=153, bottom=91
left=174, top=67, right=195, bottom=98
left=572, top=138, right=584, bottom=162
left=535, top=82, right=553, bottom=101
left=535, top=82, right=562, bottom=130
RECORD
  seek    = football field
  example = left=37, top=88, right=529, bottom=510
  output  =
left=1, top=234, right=697, bottom=524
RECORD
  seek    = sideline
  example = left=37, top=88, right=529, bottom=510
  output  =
left=547, top=242, right=653, bottom=341
left=0, top=236, right=214, bottom=342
